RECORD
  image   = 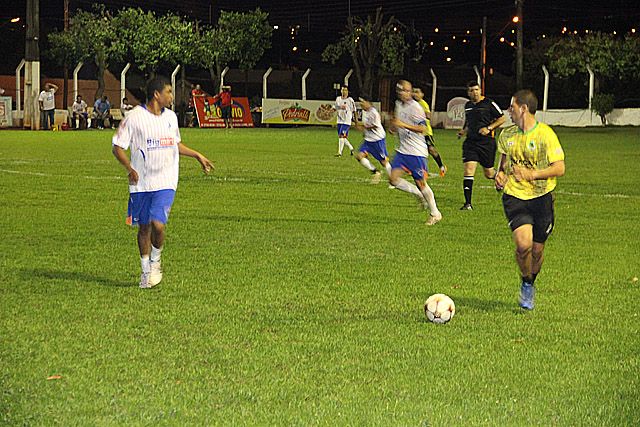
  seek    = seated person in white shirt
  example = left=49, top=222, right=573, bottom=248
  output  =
left=71, top=95, right=88, bottom=129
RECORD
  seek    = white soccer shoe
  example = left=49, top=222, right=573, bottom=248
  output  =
left=426, top=213, right=443, bottom=226
left=149, top=261, right=163, bottom=287
left=370, top=171, right=382, bottom=184
left=139, top=272, right=152, bottom=289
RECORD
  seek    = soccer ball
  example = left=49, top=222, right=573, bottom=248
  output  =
left=424, top=293, right=456, bottom=324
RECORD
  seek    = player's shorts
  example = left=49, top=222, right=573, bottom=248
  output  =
left=337, top=123, right=350, bottom=137
left=502, top=192, right=555, bottom=243
left=425, top=134, right=436, bottom=148
left=462, top=138, right=496, bottom=169
left=221, top=105, right=232, bottom=120
left=127, top=189, right=176, bottom=226
left=359, top=139, right=388, bottom=163
left=391, top=152, right=428, bottom=181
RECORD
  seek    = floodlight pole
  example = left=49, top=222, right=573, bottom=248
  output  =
left=542, top=65, right=549, bottom=111
left=73, top=61, right=83, bottom=103
left=429, top=68, right=437, bottom=112
left=263, top=67, right=273, bottom=99
left=120, top=63, right=130, bottom=108
left=344, top=68, right=353, bottom=87
left=171, top=64, right=180, bottom=110
left=302, top=68, right=311, bottom=100
left=15, top=59, right=25, bottom=113
left=220, top=66, right=229, bottom=92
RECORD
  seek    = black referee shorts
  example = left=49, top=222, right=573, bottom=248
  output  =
left=462, top=138, right=496, bottom=169
left=502, top=192, right=555, bottom=243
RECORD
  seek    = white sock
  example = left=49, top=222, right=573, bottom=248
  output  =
left=359, top=157, right=376, bottom=172
left=420, top=183, right=441, bottom=216
left=384, top=162, right=392, bottom=176
left=394, top=178, right=424, bottom=199
left=338, top=138, right=344, bottom=154
left=150, top=245, right=163, bottom=263
left=141, top=256, right=150, bottom=274
left=344, top=139, right=354, bottom=150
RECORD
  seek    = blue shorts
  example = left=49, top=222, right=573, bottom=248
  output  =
left=391, top=152, right=428, bottom=181
left=337, top=124, right=350, bottom=137
left=127, top=189, right=176, bottom=226
left=359, top=139, right=388, bottom=163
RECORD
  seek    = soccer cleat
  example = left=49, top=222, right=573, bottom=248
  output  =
left=335, top=153, right=342, bottom=157
left=350, top=150, right=354, bottom=156
left=426, top=212, right=443, bottom=226
left=460, top=203, right=473, bottom=210
left=139, top=272, right=152, bottom=289
left=149, top=261, right=163, bottom=287
left=439, top=165, right=448, bottom=177
left=519, top=282, right=535, bottom=310
left=370, top=171, right=382, bottom=184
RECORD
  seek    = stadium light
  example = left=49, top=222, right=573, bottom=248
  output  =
left=632, top=28, right=636, bottom=34
left=273, top=25, right=279, bottom=30
left=512, top=16, right=519, bottom=23
left=11, top=17, right=21, bottom=23
left=434, top=27, right=439, bottom=33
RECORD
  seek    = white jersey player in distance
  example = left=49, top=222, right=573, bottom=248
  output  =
left=335, top=85, right=357, bottom=157
left=112, top=77, right=214, bottom=288
left=389, top=80, right=442, bottom=225
left=354, top=96, right=392, bottom=184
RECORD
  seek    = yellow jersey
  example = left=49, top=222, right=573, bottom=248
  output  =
left=416, top=99, right=433, bottom=136
left=497, top=122, right=565, bottom=200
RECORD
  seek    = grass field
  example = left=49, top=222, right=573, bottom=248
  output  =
left=1, top=126, right=639, bottom=425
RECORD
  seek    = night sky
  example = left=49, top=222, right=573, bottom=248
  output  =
left=1, top=0, right=639, bottom=75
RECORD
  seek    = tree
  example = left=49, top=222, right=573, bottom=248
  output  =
left=196, top=9, right=273, bottom=90
left=48, top=7, right=125, bottom=100
left=115, top=9, right=196, bottom=83
left=591, top=93, right=615, bottom=125
left=322, top=8, right=409, bottom=98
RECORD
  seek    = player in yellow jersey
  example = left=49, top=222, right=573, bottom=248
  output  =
left=495, top=90, right=565, bottom=310
left=413, top=88, right=447, bottom=177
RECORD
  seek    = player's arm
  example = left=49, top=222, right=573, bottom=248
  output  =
left=178, top=143, right=214, bottom=174
left=393, top=117, right=426, bottom=134
left=49, top=83, right=59, bottom=92
left=513, top=160, right=565, bottom=182
left=495, top=153, right=508, bottom=190
left=112, top=145, right=138, bottom=185
left=480, top=115, right=506, bottom=136
left=457, top=120, right=467, bottom=138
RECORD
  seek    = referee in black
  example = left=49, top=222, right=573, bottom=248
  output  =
left=457, top=81, right=506, bottom=210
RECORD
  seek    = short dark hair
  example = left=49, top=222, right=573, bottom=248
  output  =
left=467, top=80, right=480, bottom=88
left=358, top=95, right=371, bottom=103
left=146, top=77, right=171, bottom=102
left=513, top=89, right=538, bottom=114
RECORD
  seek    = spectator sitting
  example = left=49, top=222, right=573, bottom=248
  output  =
left=71, top=95, right=88, bottom=129
left=120, top=97, right=134, bottom=118
left=93, top=95, right=113, bottom=129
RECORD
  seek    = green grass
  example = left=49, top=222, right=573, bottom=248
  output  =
left=1, top=126, right=639, bottom=425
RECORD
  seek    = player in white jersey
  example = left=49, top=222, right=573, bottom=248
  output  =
left=354, top=96, right=391, bottom=184
left=335, top=85, right=356, bottom=156
left=112, top=77, right=214, bottom=288
left=389, top=80, right=442, bottom=225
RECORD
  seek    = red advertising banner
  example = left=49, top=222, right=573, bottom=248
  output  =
left=193, top=96, right=254, bottom=128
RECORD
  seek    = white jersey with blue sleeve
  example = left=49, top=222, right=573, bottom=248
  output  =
left=112, top=105, right=182, bottom=193
left=335, top=96, right=356, bottom=125
left=395, top=99, right=428, bottom=157
left=362, top=107, right=386, bottom=142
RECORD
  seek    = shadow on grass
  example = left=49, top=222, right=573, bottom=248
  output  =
left=21, top=268, right=134, bottom=288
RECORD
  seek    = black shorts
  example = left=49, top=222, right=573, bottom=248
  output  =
left=462, top=138, right=496, bottom=169
left=502, top=192, right=555, bottom=243
left=425, top=134, right=436, bottom=148
left=221, top=105, right=232, bottom=119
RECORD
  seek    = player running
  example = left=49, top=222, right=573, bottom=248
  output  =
left=335, top=85, right=356, bottom=157
left=412, top=87, right=447, bottom=177
left=354, top=96, right=392, bottom=184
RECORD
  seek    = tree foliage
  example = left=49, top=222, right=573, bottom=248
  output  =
left=322, top=8, right=411, bottom=98
left=591, top=93, right=615, bottom=125
left=47, top=7, right=125, bottom=99
left=196, top=9, right=272, bottom=89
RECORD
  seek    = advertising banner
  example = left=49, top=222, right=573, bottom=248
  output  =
left=0, top=96, right=12, bottom=128
left=445, top=96, right=468, bottom=129
left=261, top=98, right=380, bottom=126
left=193, top=96, right=253, bottom=128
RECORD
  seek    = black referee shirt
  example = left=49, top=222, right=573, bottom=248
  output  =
left=463, top=98, right=504, bottom=143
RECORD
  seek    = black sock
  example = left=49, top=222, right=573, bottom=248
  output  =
left=463, top=177, right=474, bottom=205
left=432, top=153, right=444, bottom=169
left=531, top=272, right=538, bottom=284
left=522, top=275, right=533, bottom=285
